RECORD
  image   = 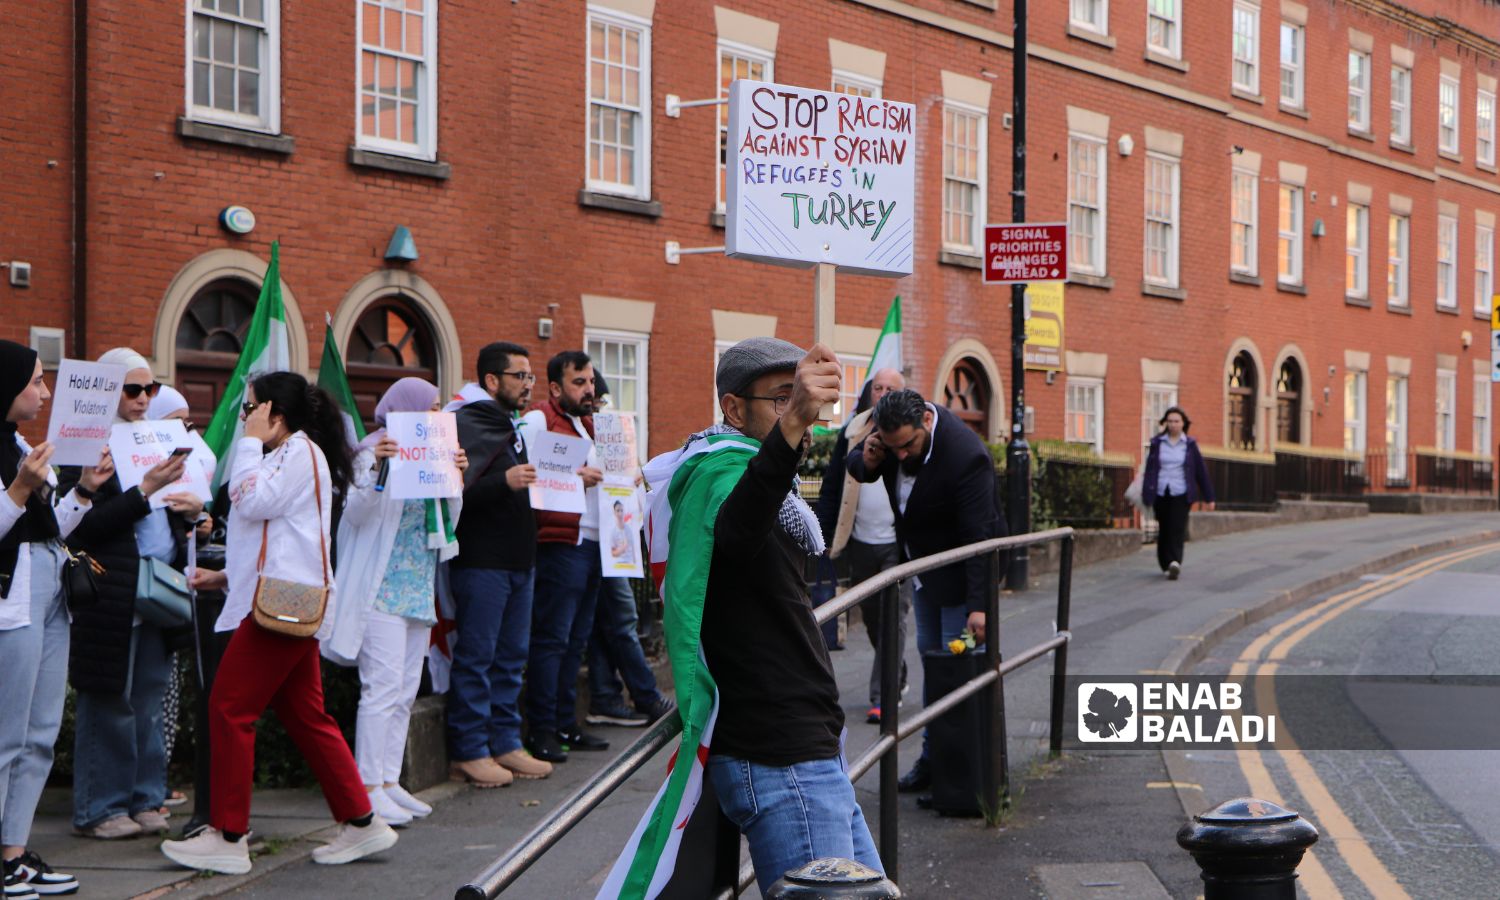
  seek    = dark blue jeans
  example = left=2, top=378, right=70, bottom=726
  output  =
left=587, top=576, right=663, bottom=711
left=526, top=540, right=601, bottom=733
left=446, top=567, right=534, bottom=761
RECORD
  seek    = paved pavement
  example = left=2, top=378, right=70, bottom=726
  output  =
left=25, top=511, right=1500, bottom=899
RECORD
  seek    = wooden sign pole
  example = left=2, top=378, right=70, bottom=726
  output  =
left=814, top=262, right=837, bottom=421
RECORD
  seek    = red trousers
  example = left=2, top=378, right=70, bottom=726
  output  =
left=209, top=619, right=371, bottom=834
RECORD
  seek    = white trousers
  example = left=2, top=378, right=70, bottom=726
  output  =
left=355, top=610, right=429, bottom=785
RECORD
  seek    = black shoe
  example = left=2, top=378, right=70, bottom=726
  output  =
left=897, top=758, right=931, bottom=793
left=638, top=697, right=676, bottom=724
left=915, top=794, right=934, bottom=810
left=11, top=852, right=77, bottom=897
left=585, top=702, right=649, bottom=727
left=525, top=731, right=568, bottom=763
left=556, top=728, right=609, bottom=752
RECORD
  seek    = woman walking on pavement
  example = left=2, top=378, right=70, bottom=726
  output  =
left=1142, top=406, right=1215, bottom=580
left=161, top=373, right=397, bottom=875
left=324, top=378, right=466, bottom=822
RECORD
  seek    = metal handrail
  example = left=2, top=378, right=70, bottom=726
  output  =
left=458, top=526, right=1076, bottom=899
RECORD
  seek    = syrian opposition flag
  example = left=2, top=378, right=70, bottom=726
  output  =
left=598, top=432, right=760, bottom=899
left=201, top=241, right=293, bottom=498
left=317, top=312, right=367, bottom=448
left=861, top=296, right=902, bottom=393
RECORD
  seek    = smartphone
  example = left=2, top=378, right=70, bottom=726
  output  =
left=169, top=446, right=195, bottom=458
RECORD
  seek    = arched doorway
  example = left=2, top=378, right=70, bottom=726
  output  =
left=344, top=294, right=440, bottom=431
left=1227, top=351, right=1258, bottom=450
left=943, top=358, right=991, bottom=438
left=1276, top=359, right=1302, bottom=445
left=174, top=278, right=259, bottom=424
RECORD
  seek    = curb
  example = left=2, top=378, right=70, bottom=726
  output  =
left=1154, top=527, right=1500, bottom=822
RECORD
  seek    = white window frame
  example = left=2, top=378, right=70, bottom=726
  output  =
left=1437, top=368, right=1457, bottom=452
left=1231, top=167, right=1258, bottom=275
left=834, top=354, right=871, bottom=423
left=1146, top=0, right=1180, bottom=60
left=717, top=41, right=774, bottom=213
left=1068, top=134, right=1108, bottom=276
left=1475, top=373, right=1493, bottom=457
left=1278, top=22, right=1303, bottom=109
left=941, top=101, right=987, bottom=255
left=1070, top=0, right=1109, bottom=35
left=1390, top=65, right=1412, bottom=145
left=1343, top=370, right=1367, bottom=454
left=1142, top=382, right=1178, bottom=449
left=355, top=0, right=439, bottom=161
left=1479, top=90, right=1496, bottom=166
left=1387, top=212, right=1410, bottom=308
left=586, top=327, right=651, bottom=462
left=1438, top=214, right=1459, bottom=310
left=1143, top=153, right=1180, bottom=288
left=1065, top=377, right=1104, bottom=456
left=1477, top=224, right=1495, bottom=317
left=185, top=0, right=280, bottom=133
left=1277, top=184, right=1302, bottom=286
left=831, top=70, right=881, bottom=99
left=1439, top=75, right=1460, bottom=155
left=1347, top=50, right=1371, bottom=132
left=585, top=6, right=652, bottom=200
left=1232, top=2, right=1260, bottom=95
left=1386, top=375, right=1408, bottom=481
left=1346, top=203, right=1369, bottom=299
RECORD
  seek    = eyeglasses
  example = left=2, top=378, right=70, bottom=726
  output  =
left=122, top=382, right=162, bottom=399
left=502, top=371, right=537, bottom=385
left=240, top=400, right=260, bottom=420
left=742, top=395, right=792, bottom=415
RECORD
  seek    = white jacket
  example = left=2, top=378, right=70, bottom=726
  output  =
left=323, top=447, right=462, bottom=665
left=0, top=435, right=87, bottom=631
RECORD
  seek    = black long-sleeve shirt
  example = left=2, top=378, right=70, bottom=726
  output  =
left=702, top=425, right=843, bottom=765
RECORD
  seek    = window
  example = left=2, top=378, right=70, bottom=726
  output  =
left=832, top=73, right=880, bottom=99
left=1231, top=168, right=1258, bottom=275
left=833, top=356, right=870, bottom=422
left=1343, top=370, right=1367, bottom=453
left=1276, top=359, right=1302, bottom=444
left=1385, top=376, right=1408, bottom=482
left=1390, top=65, right=1412, bottom=145
left=1143, top=155, right=1179, bottom=287
left=1437, top=368, right=1457, bottom=451
left=1438, top=214, right=1458, bottom=309
left=587, top=330, right=650, bottom=461
left=1277, top=184, right=1302, bottom=285
left=1147, top=0, right=1179, bottom=59
left=1475, top=373, right=1492, bottom=457
left=1065, top=378, right=1103, bottom=455
left=1477, top=225, right=1495, bottom=317
left=1227, top=351, right=1258, bottom=450
left=942, top=105, right=985, bottom=253
left=1068, top=136, right=1107, bottom=275
left=1479, top=90, right=1496, bottom=166
left=1387, top=213, right=1410, bottom=307
left=346, top=297, right=441, bottom=430
left=1278, top=23, right=1303, bottom=108
left=587, top=8, right=651, bottom=198
left=188, top=0, right=279, bottom=132
left=1346, top=204, right=1368, bottom=298
left=1232, top=2, right=1259, bottom=94
left=717, top=45, right=772, bottom=211
left=1071, top=0, right=1108, bottom=34
left=357, top=0, right=437, bottom=159
left=1439, top=75, right=1460, bottom=155
left=1142, top=383, right=1178, bottom=449
left=1347, top=51, right=1370, bottom=132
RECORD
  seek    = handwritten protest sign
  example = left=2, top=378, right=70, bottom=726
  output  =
left=109, top=419, right=211, bottom=508
left=45, top=359, right=126, bottom=466
left=592, top=412, right=640, bottom=478
left=528, top=430, right=591, bottom=514
left=385, top=411, right=463, bottom=500
left=726, top=80, right=916, bottom=276
left=599, top=482, right=643, bottom=578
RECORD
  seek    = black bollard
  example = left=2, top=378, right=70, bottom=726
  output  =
left=765, top=858, right=901, bottom=899
left=1177, top=798, right=1319, bottom=900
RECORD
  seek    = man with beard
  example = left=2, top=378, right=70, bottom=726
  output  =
left=845, top=388, right=1001, bottom=796
left=519, top=351, right=608, bottom=762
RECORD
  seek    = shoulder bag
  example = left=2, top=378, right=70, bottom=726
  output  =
left=61, top=546, right=104, bottom=611
left=251, top=439, right=330, bottom=638
left=135, top=555, right=191, bottom=627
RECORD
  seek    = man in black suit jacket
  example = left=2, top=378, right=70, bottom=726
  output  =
left=845, top=388, right=1003, bottom=791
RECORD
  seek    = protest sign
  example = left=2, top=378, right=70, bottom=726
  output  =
left=599, top=482, right=643, bottom=578
left=592, top=412, right=640, bottom=478
left=384, top=411, right=463, bottom=500
left=184, top=430, right=219, bottom=488
left=528, top=430, right=591, bottom=514
left=45, top=359, right=126, bottom=466
left=109, top=419, right=211, bottom=508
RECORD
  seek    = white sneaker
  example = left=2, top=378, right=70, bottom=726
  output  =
left=383, top=784, right=432, bottom=818
left=369, top=788, right=412, bottom=827
left=159, top=827, right=252, bottom=875
left=311, top=816, right=398, bottom=865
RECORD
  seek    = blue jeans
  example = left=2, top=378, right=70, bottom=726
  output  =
left=708, top=754, right=882, bottom=895
left=526, top=540, right=601, bottom=733
left=587, top=577, right=663, bottom=711
left=447, top=567, right=534, bottom=761
left=913, top=586, right=970, bottom=762
left=73, top=621, right=172, bottom=828
left=0, top=543, right=68, bottom=846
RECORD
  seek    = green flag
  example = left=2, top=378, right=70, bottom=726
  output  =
left=317, top=313, right=366, bottom=447
left=862, top=295, right=902, bottom=390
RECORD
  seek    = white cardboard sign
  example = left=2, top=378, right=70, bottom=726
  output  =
left=45, top=359, right=126, bottom=466
left=592, top=412, right=640, bottom=479
left=108, top=420, right=211, bottom=509
left=599, top=480, right=644, bottom=578
left=385, top=411, right=464, bottom=500
left=528, top=430, right=592, bottom=514
left=725, top=80, right=916, bottom=277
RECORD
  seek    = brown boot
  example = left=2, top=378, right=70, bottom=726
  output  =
left=494, top=749, right=553, bottom=780
left=450, top=757, right=513, bottom=788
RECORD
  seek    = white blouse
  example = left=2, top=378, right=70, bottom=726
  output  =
left=0, top=435, right=87, bottom=631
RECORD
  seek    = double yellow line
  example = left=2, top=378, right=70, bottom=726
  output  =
left=1229, top=542, right=1500, bottom=900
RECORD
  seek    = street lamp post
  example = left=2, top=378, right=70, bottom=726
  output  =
left=1007, top=0, right=1031, bottom=589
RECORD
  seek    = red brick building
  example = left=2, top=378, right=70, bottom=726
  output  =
left=6, top=0, right=1499, bottom=486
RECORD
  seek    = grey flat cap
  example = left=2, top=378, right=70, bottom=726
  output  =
left=715, top=336, right=806, bottom=397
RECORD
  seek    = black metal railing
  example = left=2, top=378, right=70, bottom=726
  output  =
left=1273, top=447, right=1366, bottom=499
left=457, top=528, right=1077, bottom=899
left=1200, top=448, right=1277, bottom=511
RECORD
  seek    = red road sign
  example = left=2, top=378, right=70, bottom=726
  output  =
left=983, top=222, right=1068, bottom=284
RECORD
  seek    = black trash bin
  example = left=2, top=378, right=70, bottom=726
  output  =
left=922, top=650, right=992, bottom=817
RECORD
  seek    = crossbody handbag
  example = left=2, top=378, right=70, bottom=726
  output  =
left=251, top=439, right=330, bottom=638
left=135, top=555, right=191, bottom=627
left=61, top=546, right=104, bottom=611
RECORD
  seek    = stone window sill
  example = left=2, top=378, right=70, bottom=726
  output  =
left=1436, top=304, right=1460, bottom=316
left=1476, top=309, right=1493, bottom=321
left=938, top=250, right=982, bottom=270
left=1387, top=303, right=1412, bottom=315
left=1479, top=161, right=1498, bottom=175
left=1279, top=104, right=1309, bottom=120
left=1229, top=271, right=1262, bottom=287
left=1231, top=87, right=1264, bottom=105
left=1345, top=294, right=1372, bottom=308
left=348, top=147, right=450, bottom=180
left=1068, top=272, right=1115, bottom=290
left=1439, top=149, right=1464, bottom=164
left=1145, top=50, right=1188, bottom=73
left=1067, top=24, right=1116, bottom=49
left=577, top=190, right=662, bottom=218
left=1390, top=140, right=1415, bottom=155
left=177, top=117, right=293, bottom=154
left=1142, top=282, right=1186, bottom=301
left=1347, top=127, right=1375, bottom=142
left=1276, top=281, right=1307, bottom=296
